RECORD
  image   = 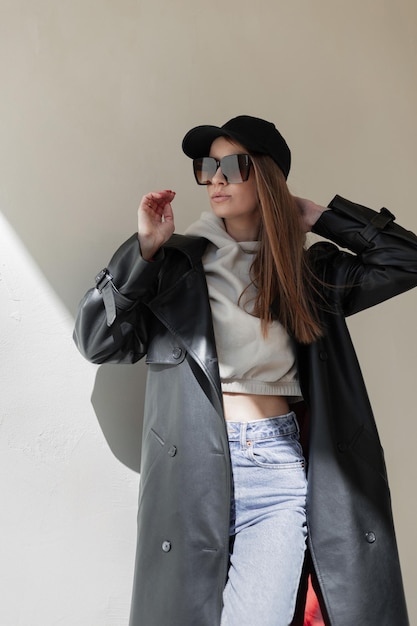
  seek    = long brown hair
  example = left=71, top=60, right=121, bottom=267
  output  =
left=248, top=154, right=322, bottom=344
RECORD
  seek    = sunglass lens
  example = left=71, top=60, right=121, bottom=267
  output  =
left=221, top=154, right=251, bottom=183
left=193, top=157, right=216, bottom=185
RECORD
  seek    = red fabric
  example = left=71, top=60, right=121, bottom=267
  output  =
left=303, top=576, right=325, bottom=626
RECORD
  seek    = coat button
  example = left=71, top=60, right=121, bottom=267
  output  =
left=365, top=531, right=376, bottom=544
left=162, top=541, right=171, bottom=552
left=168, top=445, right=177, bottom=457
left=172, top=347, right=182, bottom=359
left=319, top=350, right=328, bottom=361
left=337, top=442, right=347, bottom=453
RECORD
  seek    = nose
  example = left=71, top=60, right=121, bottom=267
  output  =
left=210, top=164, right=227, bottom=185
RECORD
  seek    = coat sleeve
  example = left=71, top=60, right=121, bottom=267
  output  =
left=312, top=194, right=417, bottom=316
left=73, top=234, right=164, bottom=364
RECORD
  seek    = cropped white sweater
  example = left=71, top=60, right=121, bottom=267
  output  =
left=185, top=212, right=302, bottom=400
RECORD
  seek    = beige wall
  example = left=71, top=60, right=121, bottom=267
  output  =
left=1, top=0, right=416, bottom=623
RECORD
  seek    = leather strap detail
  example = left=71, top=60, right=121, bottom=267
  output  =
left=95, top=268, right=116, bottom=326
left=355, top=207, right=395, bottom=250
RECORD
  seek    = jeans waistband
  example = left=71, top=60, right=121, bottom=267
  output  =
left=226, top=411, right=299, bottom=442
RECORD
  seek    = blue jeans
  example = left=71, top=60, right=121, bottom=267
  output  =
left=221, top=412, right=308, bottom=626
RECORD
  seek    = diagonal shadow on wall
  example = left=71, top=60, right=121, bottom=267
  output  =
left=91, top=360, right=147, bottom=473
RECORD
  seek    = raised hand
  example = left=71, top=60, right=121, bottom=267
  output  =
left=137, top=190, right=176, bottom=260
left=293, top=196, right=327, bottom=233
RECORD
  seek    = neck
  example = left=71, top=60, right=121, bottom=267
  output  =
left=223, top=215, right=260, bottom=242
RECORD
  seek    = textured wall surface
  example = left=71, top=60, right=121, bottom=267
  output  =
left=1, top=0, right=416, bottom=623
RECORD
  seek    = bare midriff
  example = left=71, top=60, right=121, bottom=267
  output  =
left=222, top=392, right=290, bottom=422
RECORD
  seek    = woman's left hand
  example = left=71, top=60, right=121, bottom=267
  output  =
left=294, top=196, right=327, bottom=233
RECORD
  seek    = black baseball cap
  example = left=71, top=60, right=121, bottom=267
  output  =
left=182, top=115, right=291, bottom=179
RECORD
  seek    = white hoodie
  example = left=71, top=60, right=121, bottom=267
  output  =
left=185, top=212, right=302, bottom=400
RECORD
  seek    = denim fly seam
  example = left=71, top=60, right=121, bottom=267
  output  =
left=225, top=412, right=306, bottom=537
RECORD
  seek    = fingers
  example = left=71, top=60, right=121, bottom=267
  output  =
left=138, top=190, right=176, bottom=223
left=137, top=190, right=176, bottom=260
left=293, top=196, right=309, bottom=211
left=141, top=190, right=176, bottom=214
left=292, top=195, right=326, bottom=232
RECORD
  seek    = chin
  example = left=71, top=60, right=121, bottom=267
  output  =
left=210, top=205, right=230, bottom=219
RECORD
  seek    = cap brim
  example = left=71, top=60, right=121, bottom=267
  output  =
left=182, top=125, right=236, bottom=159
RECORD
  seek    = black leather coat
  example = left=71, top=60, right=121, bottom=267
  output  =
left=74, top=195, right=417, bottom=626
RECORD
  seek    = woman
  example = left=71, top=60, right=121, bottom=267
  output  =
left=74, top=115, right=416, bottom=626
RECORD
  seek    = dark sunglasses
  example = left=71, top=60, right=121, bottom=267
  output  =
left=193, top=154, right=252, bottom=185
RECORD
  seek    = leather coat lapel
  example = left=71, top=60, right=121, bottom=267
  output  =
left=148, top=236, right=223, bottom=416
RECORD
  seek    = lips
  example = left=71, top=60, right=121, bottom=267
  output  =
left=211, top=193, right=231, bottom=202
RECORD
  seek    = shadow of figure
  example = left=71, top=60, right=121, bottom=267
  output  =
left=91, top=359, right=147, bottom=473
